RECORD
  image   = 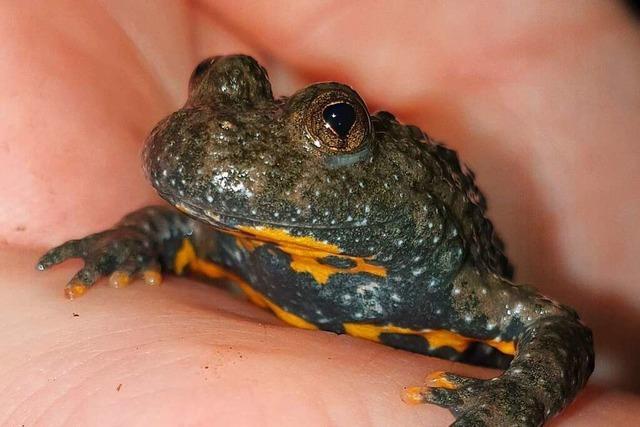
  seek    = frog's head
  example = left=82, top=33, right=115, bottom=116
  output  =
left=143, top=55, right=432, bottom=251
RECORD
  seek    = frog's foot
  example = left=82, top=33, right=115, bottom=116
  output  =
left=403, top=371, right=544, bottom=427
left=37, top=227, right=162, bottom=299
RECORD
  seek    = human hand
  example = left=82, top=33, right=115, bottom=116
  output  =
left=2, top=1, right=639, bottom=425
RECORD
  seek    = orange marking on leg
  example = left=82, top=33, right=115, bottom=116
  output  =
left=142, top=270, right=163, bottom=286
left=190, top=258, right=238, bottom=281
left=174, top=239, right=196, bottom=274
left=64, top=282, right=87, bottom=300
left=401, top=386, right=426, bottom=405
left=108, top=271, right=132, bottom=289
left=425, top=371, right=458, bottom=389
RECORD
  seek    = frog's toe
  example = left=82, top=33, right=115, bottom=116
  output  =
left=37, top=239, right=85, bottom=271
left=405, top=372, right=545, bottom=426
left=64, top=265, right=103, bottom=299
left=142, top=268, right=163, bottom=286
left=108, top=260, right=163, bottom=289
left=402, top=371, right=479, bottom=407
left=424, top=371, right=482, bottom=390
left=108, top=270, right=133, bottom=289
left=107, top=259, right=144, bottom=288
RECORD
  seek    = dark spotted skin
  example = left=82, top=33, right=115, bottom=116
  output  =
left=38, top=55, right=594, bottom=426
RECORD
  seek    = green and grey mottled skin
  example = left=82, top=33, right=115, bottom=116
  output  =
left=38, top=55, right=594, bottom=426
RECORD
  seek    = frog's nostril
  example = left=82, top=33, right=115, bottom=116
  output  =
left=323, top=102, right=356, bottom=140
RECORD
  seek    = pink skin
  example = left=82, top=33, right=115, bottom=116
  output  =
left=1, top=1, right=639, bottom=425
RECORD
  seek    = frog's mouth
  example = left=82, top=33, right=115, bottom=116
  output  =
left=171, top=200, right=399, bottom=232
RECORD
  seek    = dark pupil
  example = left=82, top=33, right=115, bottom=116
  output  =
left=322, top=102, right=356, bottom=139
left=194, top=60, right=210, bottom=77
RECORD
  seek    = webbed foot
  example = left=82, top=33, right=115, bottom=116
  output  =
left=403, top=371, right=545, bottom=426
left=37, top=227, right=162, bottom=299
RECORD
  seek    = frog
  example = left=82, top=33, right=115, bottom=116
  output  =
left=37, top=54, right=594, bottom=426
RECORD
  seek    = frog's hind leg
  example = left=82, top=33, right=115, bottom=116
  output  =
left=403, top=274, right=594, bottom=426
left=459, top=342, right=512, bottom=370
left=406, top=315, right=593, bottom=426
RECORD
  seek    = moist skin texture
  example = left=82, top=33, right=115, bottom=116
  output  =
left=38, top=55, right=594, bottom=426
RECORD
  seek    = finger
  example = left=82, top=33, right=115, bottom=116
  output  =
left=0, top=2, right=164, bottom=248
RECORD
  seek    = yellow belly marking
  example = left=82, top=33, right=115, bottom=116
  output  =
left=174, top=239, right=316, bottom=330
left=343, top=323, right=516, bottom=355
left=236, top=282, right=317, bottom=330
left=235, top=226, right=387, bottom=285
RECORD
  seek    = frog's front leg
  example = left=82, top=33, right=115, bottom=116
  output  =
left=37, top=206, right=201, bottom=299
left=405, top=273, right=594, bottom=426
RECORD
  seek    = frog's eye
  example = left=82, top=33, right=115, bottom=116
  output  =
left=304, top=89, right=371, bottom=152
left=323, top=103, right=357, bottom=139
left=188, top=56, right=219, bottom=93
left=192, top=57, right=216, bottom=79
left=187, top=55, right=273, bottom=106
